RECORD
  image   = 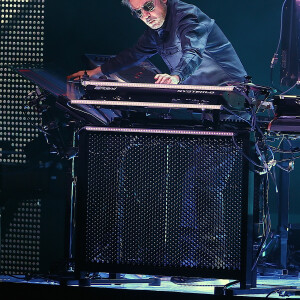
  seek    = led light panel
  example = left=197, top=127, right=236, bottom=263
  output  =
left=0, top=0, right=45, bottom=164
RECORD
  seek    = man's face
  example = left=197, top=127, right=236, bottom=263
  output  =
left=129, top=0, right=167, bottom=30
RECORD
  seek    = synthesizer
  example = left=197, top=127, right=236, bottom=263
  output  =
left=71, top=80, right=247, bottom=111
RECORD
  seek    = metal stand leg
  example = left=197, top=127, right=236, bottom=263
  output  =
left=215, top=133, right=259, bottom=295
left=277, top=140, right=291, bottom=270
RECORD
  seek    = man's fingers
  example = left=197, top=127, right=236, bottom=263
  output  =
left=154, top=73, right=180, bottom=85
left=160, top=77, right=171, bottom=84
left=155, top=74, right=170, bottom=84
left=155, top=76, right=163, bottom=84
left=67, top=75, right=78, bottom=80
left=67, top=71, right=84, bottom=80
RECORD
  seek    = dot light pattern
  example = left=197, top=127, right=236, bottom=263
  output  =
left=77, top=130, right=249, bottom=278
left=0, top=199, right=42, bottom=275
left=0, top=0, right=45, bottom=164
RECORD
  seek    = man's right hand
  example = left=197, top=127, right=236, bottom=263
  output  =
left=67, top=66, right=103, bottom=80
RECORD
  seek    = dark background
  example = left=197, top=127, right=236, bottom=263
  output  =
left=44, top=0, right=299, bottom=228
left=44, top=0, right=283, bottom=86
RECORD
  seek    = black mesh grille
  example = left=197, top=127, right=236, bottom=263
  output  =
left=77, top=129, right=249, bottom=278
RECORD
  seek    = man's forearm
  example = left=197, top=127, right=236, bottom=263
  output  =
left=171, top=51, right=203, bottom=83
left=67, top=66, right=103, bottom=80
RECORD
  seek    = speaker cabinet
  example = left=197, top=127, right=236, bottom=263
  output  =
left=75, top=127, right=255, bottom=282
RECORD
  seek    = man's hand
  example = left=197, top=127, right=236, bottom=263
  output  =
left=67, top=66, right=103, bottom=81
left=154, top=74, right=180, bottom=84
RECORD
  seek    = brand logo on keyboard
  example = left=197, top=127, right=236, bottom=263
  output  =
left=95, top=86, right=117, bottom=91
left=177, top=89, right=215, bottom=95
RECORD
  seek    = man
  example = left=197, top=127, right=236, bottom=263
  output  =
left=68, top=0, right=247, bottom=86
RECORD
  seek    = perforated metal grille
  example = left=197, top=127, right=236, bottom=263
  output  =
left=0, top=0, right=45, bottom=164
left=78, top=130, right=248, bottom=275
left=0, top=199, right=41, bottom=274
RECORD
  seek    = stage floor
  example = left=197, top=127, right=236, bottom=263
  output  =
left=0, top=272, right=299, bottom=299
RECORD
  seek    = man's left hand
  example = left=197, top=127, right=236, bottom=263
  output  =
left=154, top=74, right=180, bottom=84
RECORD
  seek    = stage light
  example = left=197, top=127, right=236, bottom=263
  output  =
left=0, top=199, right=42, bottom=275
left=0, top=0, right=45, bottom=165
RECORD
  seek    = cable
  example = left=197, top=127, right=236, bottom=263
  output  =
left=252, top=174, right=272, bottom=271
left=266, top=288, right=300, bottom=298
left=274, top=0, right=287, bottom=60
left=280, top=82, right=298, bottom=95
left=66, top=102, right=109, bottom=125
left=22, top=92, right=50, bottom=136
left=270, top=0, right=287, bottom=91
left=223, top=280, right=240, bottom=290
left=268, top=145, right=300, bottom=154
left=231, top=135, right=265, bottom=170
left=277, top=155, right=300, bottom=162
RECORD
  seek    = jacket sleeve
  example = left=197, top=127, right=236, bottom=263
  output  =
left=101, top=30, right=158, bottom=75
left=171, top=12, right=214, bottom=82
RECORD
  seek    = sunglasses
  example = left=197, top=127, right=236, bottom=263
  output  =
left=132, top=0, right=155, bottom=18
